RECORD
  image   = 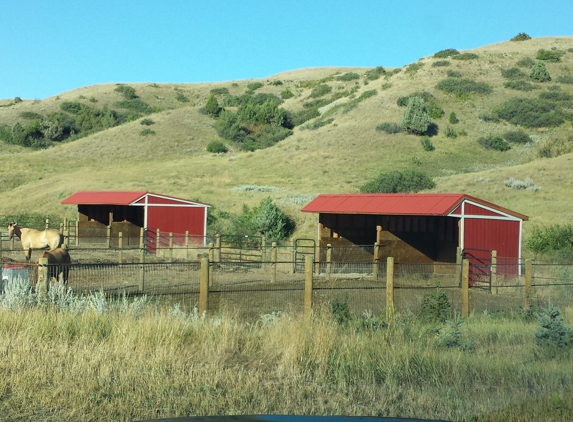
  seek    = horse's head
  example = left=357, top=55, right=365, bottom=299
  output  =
left=7, top=222, right=19, bottom=239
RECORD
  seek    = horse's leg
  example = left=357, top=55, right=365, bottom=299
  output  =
left=25, top=248, right=31, bottom=262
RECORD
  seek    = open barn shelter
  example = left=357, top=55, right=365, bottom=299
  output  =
left=61, top=191, right=210, bottom=250
left=301, top=193, right=528, bottom=275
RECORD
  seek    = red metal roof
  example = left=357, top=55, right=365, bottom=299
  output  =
left=61, top=191, right=210, bottom=207
left=301, top=193, right=528, bottom=220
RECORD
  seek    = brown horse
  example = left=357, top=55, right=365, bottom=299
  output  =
left=8, top=222, right=64, bottom=262
left=36, top=248, right=71, bottom=289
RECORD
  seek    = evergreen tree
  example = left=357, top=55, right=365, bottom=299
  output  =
left=530, top=61, right=551, bottom=82
left=401, top=96, right=432, bottom=135
left=205, top=94, right=222, bottom=117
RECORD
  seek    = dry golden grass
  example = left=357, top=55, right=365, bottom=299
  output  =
left=0, top=36, right=572, bottom=238
left=0, top=305, right=571, bottom=421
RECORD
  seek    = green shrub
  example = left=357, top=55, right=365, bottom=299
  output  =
left=270, top=80, right=283, bottom=86
left=539, top=91, right=573, bottom=102
left=449, top=111, right=458, bottom=124
left=446, top=70, right=462, bottom=78
left=309, top=84, right=332, bottom=98
left=247, top=82, right=264, bottom=91
left=365, top=66, right=386, bottom=80
left=114, top=85, right=137, bottom=99
left=175, top=92, right=189, bottom=103
left=397, top=91, right=436, bottom=107
left=478, top=135, right=511, bottom=151
left=516, top=57, right=536, bottom=68
left=530, top=61, right=552, bottom=82
left=433, top=48, right=459, bottom=58
left=140, top=128, right=155, bottom=136
left=432, top=60, right=450, bottom=67
left=336, top=72, right=360, bottom=81
left=501, top=67, right=527, bottom=79
left=436, top=78, right=493, bottom=98
left=445, top=126, right=457, bottom=138
left=478, top=113, right=500, bottom=123
left=503, top=80, right=540, bottom=91
left=300, top=118, right=334, bottom=131
left=331, top=295, right=351, bottom=324
left=250, top=197, right=295, bottom=240
left=205, top=94, right=222, bottom=117
left=19, top=112, right=43, bottom=120
left=376, top=122, right=402, bottom=134
left=420, top=136, right=435, bottom=151
left=60, top=102, right=84, bottom=114
left=114, top=99, right=153, bottom=114
left=140, top=118, right=155, bottom=126
left=536, top=49, right=565, bottom=62
left=537, top=136, right=573, bottom=158
left=280, top=89, right=294, bottom=99
left=511, top=33, right=532, bottom=42
left=534, top=305, right=573, bottom=358
left=405, top=62, right=424, bottom=75
left=420, top=288, right=451, bottom=322
left=429, top=106, right=444, bottom=119
left=526, top=224, right=573, bottom=253
left=493, top=97, right=563, bottom=127
left=503, top=130, right=531, bottom=143
left=401, top=96, right=432, bottom=135
left=556, top=75, right=573, bottom=85
left=210, top=87, right=229, bottom=96
left=452, top=53, right=479, bottom=61
left=89, top=97, right=97, bottom=103
left=381, top=83, right=392, bottom=90
left=206, top=140, right=228, bottom=153
left=285, top=108, right=320, bottom=126
left=360, top=170, right=436, bottom=193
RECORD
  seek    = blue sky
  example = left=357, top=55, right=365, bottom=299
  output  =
left=1, top=0, right=572, bottom=100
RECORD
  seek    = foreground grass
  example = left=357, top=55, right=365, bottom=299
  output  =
left=0, top=300, right=571, bottom=422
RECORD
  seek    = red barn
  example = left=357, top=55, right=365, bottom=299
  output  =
left=62, top=191, right=210, bottom=250
left=301, top=193, right=528, bottom=278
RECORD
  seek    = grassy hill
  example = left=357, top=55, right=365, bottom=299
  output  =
left=1, top=36, right=572, bottom=239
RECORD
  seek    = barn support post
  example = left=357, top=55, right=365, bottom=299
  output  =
left=139, top=228, right=145, bottom=291
left=524, top=259, right=533, bottom=310
left=106, top=226, right=111, bottom=249
left=270, top=242, right=277, bottom=284
left=118, top=232, right=123, bottom=264
left=215, top=234, right=221, bottom=263
left=199, top=257, right=209, bottom=316
left=455, top=247, right=462, bottom=285
left=373, top=242, right=380, bottom=279
left=64, top=218, right=70, bottom=248
left=75, top=221, right=80, bottom=246
left=325, top=243, right=332, bottom=281
left=462, top=259, right=469, bottom=318
left=37, top=257, right=49, bottom=296
left=314, top=240, right=321, bottom=275
left=169, top=233, right=173, bottom=262
left=304, top=255, right=313, bottom=320
left=490, top=250, right=497, bottom=294
left=386, top=257, right=394, bottom=320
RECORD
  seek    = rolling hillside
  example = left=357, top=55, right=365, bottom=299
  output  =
left=0, top=36, right=572, bottom=238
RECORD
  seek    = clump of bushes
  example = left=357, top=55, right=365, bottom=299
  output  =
left=140, top=118, right=155, bottom=126
left=227, top=197, right=295, bottom=240
left=280, top=89, right=294, bottom=99
left=556, top=75, right=573, bottom=85
left=516, top=57, right=536, bottom=68
left=436, top=78, right=493, bottom=98
left=539, top=91, right=573, bottom=102
left=449, top=112, right=458, bottom=124
left=114, top=99, right=153, bottom=114
left=360, top=170, right=436, bottom=193
left=140, top=128, right=155, bottom=136
left=444, top=126, right=457, bottom=138
left=175, top=92, right=190, bottom=103
left=501, top=67, right=527, bottom=79
left=309, top=84, right=332, bottom=98
left=115, top=84, right=137, bottom=99
left=433, top=48, right=459, bottom=58
left=503, top=130, right=531, bottom=144
left=452, top=53, right=479, bottom=61
left=336, top=72, right=360, bottom=81
left=537, top=136, right=573, bottom=158
left=247, top=82, right=264, bottom=92
left=526, top=224, right=573, bottom=254
left=210, top=87, right=229, bottom=96
left=446, top=70, right=462, bottom=78
left=432, top=60, right=450, bottom=67
left=20, top=112, right=43, bottom=120
left=478, top=135, right=511, bottom=151
left=534, top=305, right=573, bottom=358
left=405, top=62, right=424, bottom=75
left=365, top=66, right=386, bottom=80
left=511, top=33, right=532, bottom=42
left=536, top=49, right=565, bottom=62
left=420, top=136, right=435, bottom=151
left=503, top=80, right=540, bottom=91
left=206, top=140, right=228, bottom=153
left=478, top=113, right=500, bottom=123
left=300, top=118, right=334, bottom=131
left=504, top=177, right=539, bottom=192
left=493, top=97, right=563, bottom=128
left=530, top=61, right=552, bottom=82
left=376, top=122, right=402, bottom=134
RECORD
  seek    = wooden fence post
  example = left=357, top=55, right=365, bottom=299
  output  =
left=63, top=217, right=69, bottom=248
left=199, top=257, right=209, bottom=316
left=326, top=243, right=332, bottom=281
left=208, top=242, right=214, bottom=264
left=455, top=247, right=462, bottom=285
left=106, top=226, right=112, bottom=249
left=314, top=240, right=321, bottom=275
left=524, top=259, right=533, bottom=310
left=304, top=255, right=313, bottom=320
left=261, top=237, right=267, bottom=267
left=118, top=232, right=123, bottom=264
left=462, top=259, right=469, bottom=318
left=185, top=231, right=190, bottom=260
left=37, top=257, right=49, bottom=296
left=139, top=228, right=145, bottom=291
left=270, top=242, right=277, bottom=283
left=291, top=239, right=296, bottom=273
left=75, top=220, right=80, bottom=246
left=373, top=242, right=380, bottom=279
left=386, top=257, right=394, bottom=320
left=490, top=250, right=497, bottom=294
left=215, top=234, right=221, bottom=263
left=156, top=229, right=161, bottom=255
left=169, top=233, right=173, bottom=262
left=0, top=231, right=3, bottom=283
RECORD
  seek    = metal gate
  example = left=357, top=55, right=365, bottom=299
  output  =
left=463, top=248, right=491, bottom=290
